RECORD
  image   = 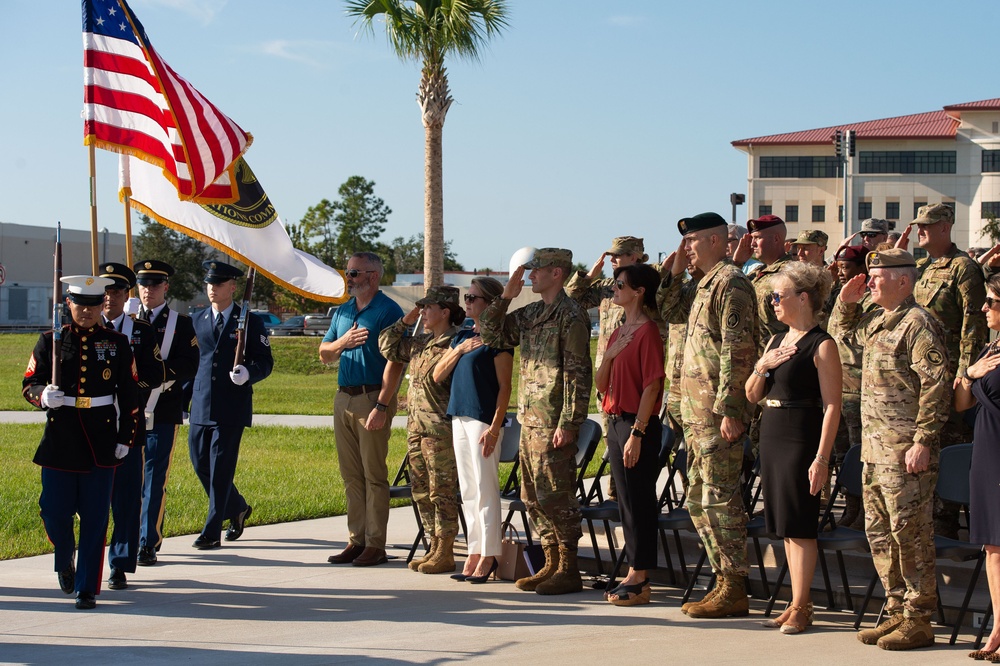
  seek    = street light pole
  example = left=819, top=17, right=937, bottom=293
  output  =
left=730, top=193, right=745, bottom=223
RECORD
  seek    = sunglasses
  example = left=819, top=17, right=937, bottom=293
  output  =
left=987, top=296, right=999, bottom=309
left=770, top=290, right=802, bottom=304
left=859, top=232, right=881, bottom=239
left=345, top=269, right=376, bottom=278
left=613, top=280, right=631, bottom=290
left=463, top=294, right=486, bottom=304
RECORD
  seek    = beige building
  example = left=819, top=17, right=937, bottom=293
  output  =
left=732, top=98, right=1000, bottom=253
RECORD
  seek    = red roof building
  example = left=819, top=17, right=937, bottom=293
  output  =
left=731, top=99, right=1000, bottom=253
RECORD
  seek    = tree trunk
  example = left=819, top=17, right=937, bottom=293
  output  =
left=418, top=64, right=452, bottom=289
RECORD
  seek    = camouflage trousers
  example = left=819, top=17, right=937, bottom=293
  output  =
left=833, top=392, right=862, bottom=459
left=684, top=422, right=748, bottom=576
left=520, top=425, right=582, bottom=547
left=407, top=428, right=459, bottom=539
left=863, top=462, right=938, bottom=618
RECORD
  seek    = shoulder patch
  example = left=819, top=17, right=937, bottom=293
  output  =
left=727, top=311, right=740, bottom=329
left=261, top=334, right=270, bottom=347
left=926, top=348, right=944, bottom=366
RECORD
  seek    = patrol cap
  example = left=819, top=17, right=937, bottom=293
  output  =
left=747, top=214, right=785, bottom=232
left=202, top=260, right=243, bottom=284
left=912, top=203, right=954, bottom=225
left=835, top=245, right=867, bottom=264
left=728, top=224, right=748, bottom=240
left=866, top=248, right=917, bottom=270
left=415, top=285, right=461, bottom=309
left=523, top=248, right=573, bottom=271
left=860, top=218, right=889, bottom=234
left=677, top=212, right=727, bottom=236
left=790, top=230, right=829, bottom=246
left=607, top=236, right=645, bottom=257
left=99, top=262, right=136, bottom=290
left=133, top=259, right=174, bottom=285
left=61, top=275, right=114, bottom=305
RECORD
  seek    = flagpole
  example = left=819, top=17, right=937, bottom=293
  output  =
left=88, top=144, right=99, bottom=273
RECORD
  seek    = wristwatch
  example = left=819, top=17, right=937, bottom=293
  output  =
left=374, top=402, right=388, bottom=412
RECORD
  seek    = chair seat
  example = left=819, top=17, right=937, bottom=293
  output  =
left=817, top=526, right=869, bottom=551
left=746, top=515, right=773, bottom=538
left=658, top=508, right=694, bottom=531
left=580, top=500, right=620, bottom=522
left=935, top=536, right=984, bottom=562
left=389, top=487, right=412, bottom=499
left=501, top=497, right=526, bottom=512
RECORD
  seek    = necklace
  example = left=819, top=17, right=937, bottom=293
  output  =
left=782, top=327, right=809, bottom=348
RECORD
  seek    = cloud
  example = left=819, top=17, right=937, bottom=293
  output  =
left=137, top=0, right=228, bottom=25
left=608, top=15, right=644, bottom=27
left=254, top=40, right=337, bottom=68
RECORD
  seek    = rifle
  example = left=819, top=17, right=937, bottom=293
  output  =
left=51, top=222, right=63, bottom=385
left=234, top=267, right=256, bottom=369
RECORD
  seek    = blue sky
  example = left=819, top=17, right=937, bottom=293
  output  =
left=3, top=0, right=998, bottom=273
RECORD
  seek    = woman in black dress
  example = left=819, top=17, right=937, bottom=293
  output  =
left=745, top=261, right=841, bottom=635
left=954, top=272, right=1000, bottom=659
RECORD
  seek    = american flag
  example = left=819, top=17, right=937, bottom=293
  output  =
left=82, top=0, right=251, bottom=202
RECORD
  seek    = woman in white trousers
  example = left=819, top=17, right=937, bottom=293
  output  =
left=433, top=277, right=513, bottom=583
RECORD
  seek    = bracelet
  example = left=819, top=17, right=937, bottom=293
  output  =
left=753, top=366, right=770, bottom=378
left=487, top=429, right=499, bottom=438
left=814, top=453, right=830, bottom=467
left=633, top=417, right=648, bottom=431
left=374, top=402, right=388, bottom=412
left=631, top=428, right=645, bottom=439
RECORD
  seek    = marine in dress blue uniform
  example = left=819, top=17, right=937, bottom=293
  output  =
left=100, top=263, right=163, bottom=590
left=133, top=259, right=200, bottom=566
left=22, top=275, right=140, bottom=609
left=188, top=261, right=273, bottom=549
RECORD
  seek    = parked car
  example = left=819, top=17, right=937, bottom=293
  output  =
left=591, top=322, right=599, bottom=338
left=268, top=315, right=307, bottom=337
left=252, top=310, right=282, bottom=328
left=303, top=306, right=340, bottom=336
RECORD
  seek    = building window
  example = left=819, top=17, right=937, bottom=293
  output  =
left=838, top=205, right=844, bottom=223
left=984, top=150, right=1000, bottom=173
left=914, top=201, right=927, bottom=219
left=885, top=202, right=900, bottom=220
left=983, top=202, right=1000, bottom=218
left=859, top=151, right=956, bottom=174
left=785, top=205, right=799, bottom=222
left=858, top=202, right=872, bottom=219
left=759, top=156, right=843, bottom=178
left=812, top=205, right=825, bottom=222
left=758, top=204, right=772, bottom=217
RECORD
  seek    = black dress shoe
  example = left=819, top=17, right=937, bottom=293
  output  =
left=225, top=505, right=252, bottom=541
left=57, top=566, right=75, bottom=595
left=108, top=569, right=128, bottom=590
left=75, top=592, right=96, bottom=610
left=137, top=546, right=157, bottom=566
left=192, top=536, right=221, bottom=550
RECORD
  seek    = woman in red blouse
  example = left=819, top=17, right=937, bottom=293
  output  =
left=595, top=263, right=665, bottom=606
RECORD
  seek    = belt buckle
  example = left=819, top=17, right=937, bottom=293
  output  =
left=76, top=396, right=91, bottom=409
left=764, top=399, right=780, bottom=408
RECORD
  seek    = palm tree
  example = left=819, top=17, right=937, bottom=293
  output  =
left=346, top=0, right=509, bottom=287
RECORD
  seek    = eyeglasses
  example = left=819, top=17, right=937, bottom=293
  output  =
left=859, top=232, right=881, bottom=239
left=344, top=269, right=376, bottom=278
left=770, top=290, right=802, bottom=304
left=987, top=296, right=999, bottom=309
left=463, top=294, right=486, bottom=304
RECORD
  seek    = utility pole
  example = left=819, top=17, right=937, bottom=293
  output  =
left=730, top=193, right=745, bottom=224
left=832, top=130, right=856, bottom=238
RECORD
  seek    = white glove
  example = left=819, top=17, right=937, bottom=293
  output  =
left=229, top=365, right=249, bottom=386
left=114, top=444, right=130, bottom=459
left=41, top=385, right=64, bottom=409
left=124, top=297, right=142, bottom=316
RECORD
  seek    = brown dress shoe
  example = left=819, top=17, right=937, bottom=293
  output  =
left=327, top=543, right=365, bottom=564
left=353, top=547, right=389, bottom=567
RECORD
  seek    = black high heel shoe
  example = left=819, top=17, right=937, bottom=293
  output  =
left=466, top=558, right=499, bottom=584
left=450, top=572, right=471, bottom=581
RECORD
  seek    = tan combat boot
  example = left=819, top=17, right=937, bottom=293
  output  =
left=535, top=544, right=583, bottom=595
left=686, top=574, right=750, bottom=618
left=419, top=535, right=456, bottom=574
left=876, top=616, right=935, bottom=651
left=409, top=537, right=437, bottom=572
left=681, top=583, right=720, bottom=615
left=515, top=543, right=559, bottom=591
left=857, top=612, right=904, bottom=645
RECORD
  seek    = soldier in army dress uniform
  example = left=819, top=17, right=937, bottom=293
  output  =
left=99, top=263, right=163, bottom=590
left=378, top=286, right=464, bottom=574
left=22, top=275, right=140, bottom=609
left=480, top=248, right=593, bottom=595
left=832, top=248, right=952, bottom=651
left=658, top=213, right=758, bottom=618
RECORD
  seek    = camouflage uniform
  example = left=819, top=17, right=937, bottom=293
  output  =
left=480, top=289, right=592, bottom=546
left=657, top=272, right=699, bottom=432
left=659, top=259, right=757, bottom=576
left=830, top=292, right=951, bottom=619
left=749, top=253, right=795, bottom=356
left=829, top=290, right=880, bottom=454
left=378, top=319, right=460, bottom=540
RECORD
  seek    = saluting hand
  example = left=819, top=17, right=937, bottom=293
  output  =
left=588, top=253, right=607, bottom=280
left=894, top=225, right=912, bottom=251
left=732, top=234, right=753, bottom=266
left=979, top=243, right=1000, bottom=268
left=401, top=306, right=421, bottom=327
left=838, top=273, right=868, bottom=304
left=503, top=266, right=525, bottom=300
